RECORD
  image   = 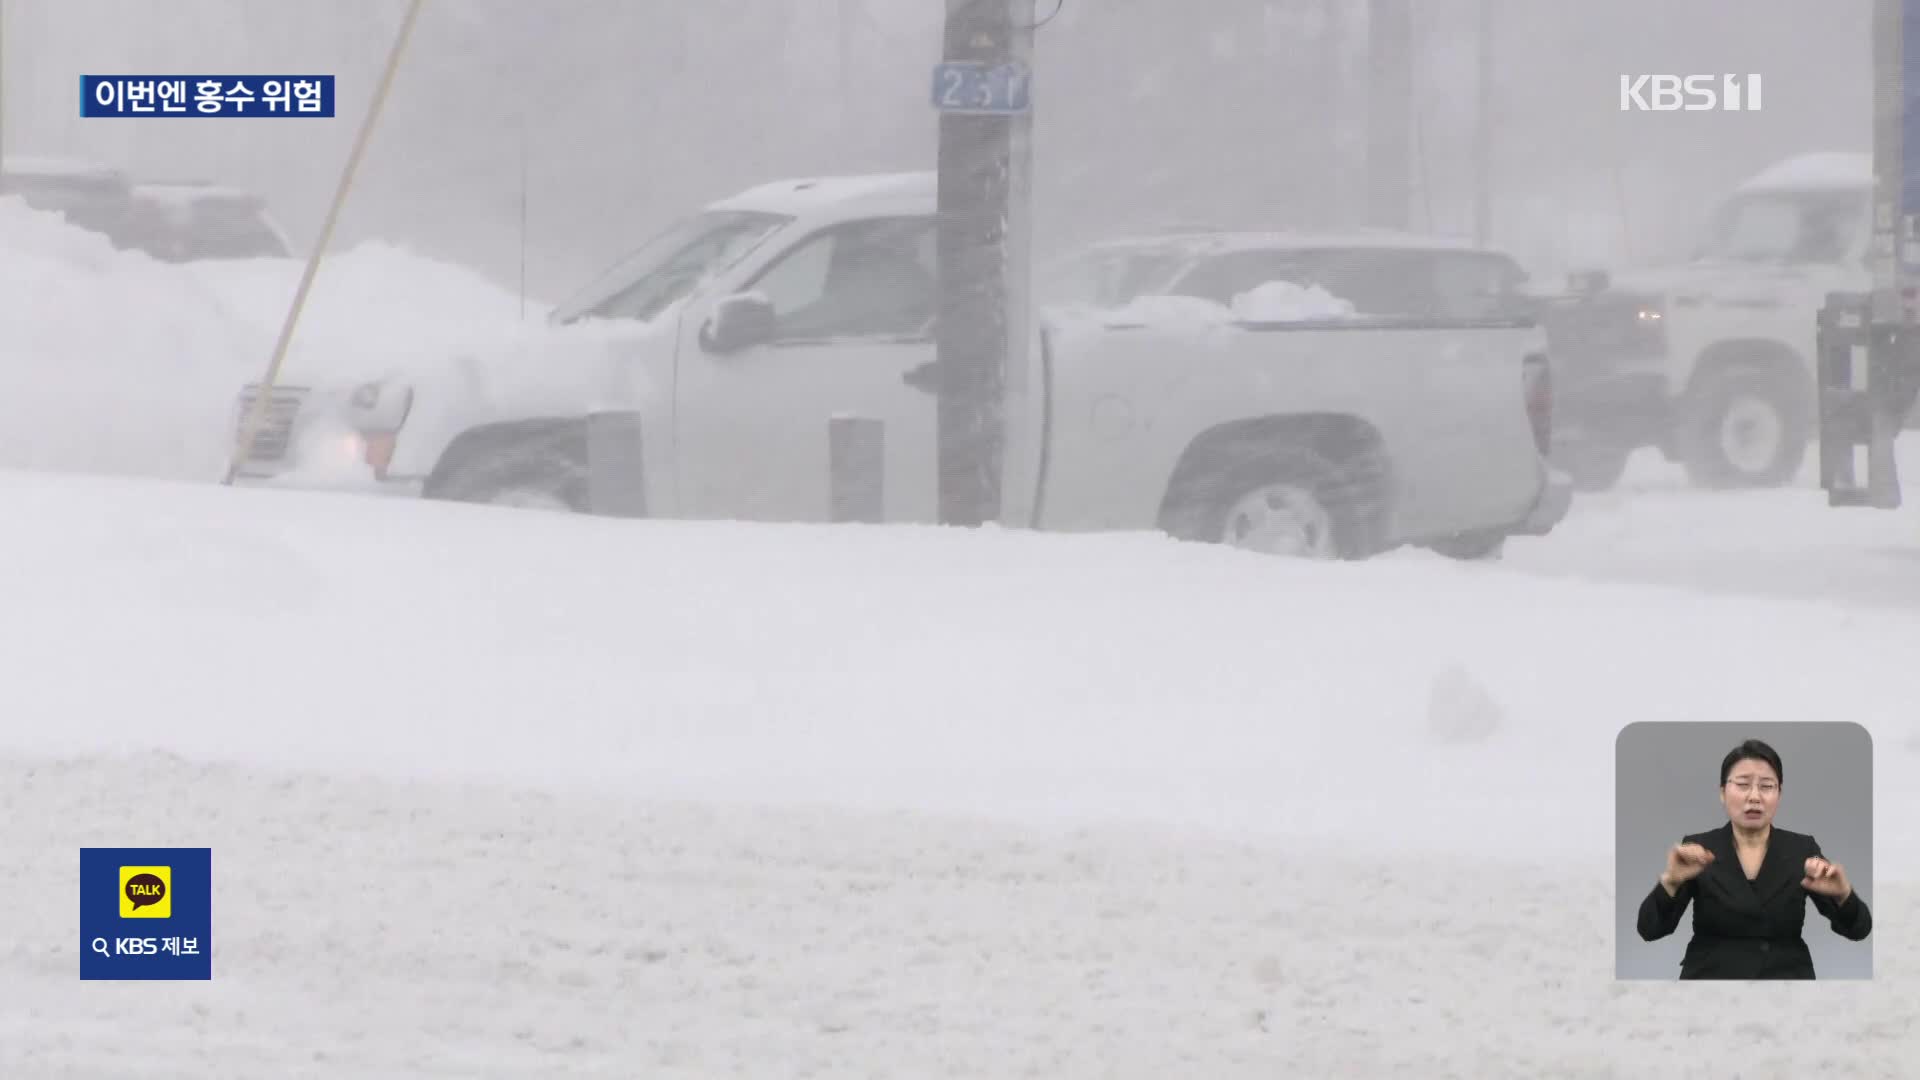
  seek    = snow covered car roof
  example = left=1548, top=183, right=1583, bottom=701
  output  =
left=707, top=172, right=936, bottom=218
left=0, top=156, right=132, bottom=199
left=0, top=155, right=128, bottom=182
left=133, top=181, right=270, bottom=206
left=1734, top=152, right=1870, bottom=193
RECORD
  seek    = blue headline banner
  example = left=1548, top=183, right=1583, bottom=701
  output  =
left=79, top=847, right=213, bottom=981
left=81, top=75, right=334, bottom=118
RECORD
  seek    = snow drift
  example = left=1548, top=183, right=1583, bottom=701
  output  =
left=0, top=196, right=557, bottom=482
left=3, top=470, right=1920, bottom=1075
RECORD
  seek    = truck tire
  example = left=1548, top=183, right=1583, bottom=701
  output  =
left=1552, top=441, right=1631, bottom=493
left=1675, top=367, right=1810, bottom=489
left=1164, top=444, right=1364, bottom=559
left=428, top=451, right=589, bottom=513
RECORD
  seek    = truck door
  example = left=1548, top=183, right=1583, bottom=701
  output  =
left=673, top=216, right=940, bottom=524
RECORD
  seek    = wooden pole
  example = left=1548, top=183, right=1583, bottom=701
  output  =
left=227, top=0, right=427, bottom=482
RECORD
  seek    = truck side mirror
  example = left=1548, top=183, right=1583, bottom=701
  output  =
left=701, top=292, right=777, bottom=354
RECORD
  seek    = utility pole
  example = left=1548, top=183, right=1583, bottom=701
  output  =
left=1366, top=0, right=1412, bottom=230
left=1873, top=0, right=1906, bottom=324
left=933, top=0, right=1028, bottom=527
left=1309, top=0, right=1340, bottom=227
left=839, top=0, right=856, bottom=146
left=1472, top=0, right=1494, bottom=246
left=0, top=0, right=8, bottom=171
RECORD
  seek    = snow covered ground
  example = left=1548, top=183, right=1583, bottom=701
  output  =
left=4, top=453, right=1920, bottom=1076
left=7, top=178, right=1920, bottom=1075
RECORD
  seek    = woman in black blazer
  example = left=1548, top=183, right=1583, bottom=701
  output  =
left=1636, top=738, right=1872, bottom=979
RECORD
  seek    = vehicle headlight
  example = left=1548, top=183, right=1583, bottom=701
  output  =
left=346, top=380, right=414, bottom=432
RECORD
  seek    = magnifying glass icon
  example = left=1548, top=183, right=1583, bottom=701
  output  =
left=90, top=937, right=110, bottom=958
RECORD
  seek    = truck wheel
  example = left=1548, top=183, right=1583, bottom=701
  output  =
left=1676, top=368, right=1810, bottom=489
left=1166, top=445, right=1361, bottom=559
left=1552, top=441, right=1631, bottom=493
left=429, top=453, right=589, bottom=513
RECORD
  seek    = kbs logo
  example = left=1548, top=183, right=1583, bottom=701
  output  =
left=1619, top=74, right=1763, bottom=111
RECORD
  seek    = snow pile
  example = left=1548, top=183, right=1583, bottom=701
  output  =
left=0, top=197, right=596, bottom=483
left=1426, top=663, right=1506, bottom=744
left=1230, top=280, right=1357, bottom=321
left=0, top=196, right=257, bottom=481
left=1043, top=282, right=1356, bottom=356
left=3, top=474, right=1920, bottom=1072
left=1047, top=281, right=1355, bottom=334
left=3, top=468, right=1919, bottom=864
left=181, top=240, right=554, bottom=386
left=1055, top=293, right=1234, bottom=328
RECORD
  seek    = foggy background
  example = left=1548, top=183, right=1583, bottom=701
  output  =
left=0, top=0, right=1872, bottom=306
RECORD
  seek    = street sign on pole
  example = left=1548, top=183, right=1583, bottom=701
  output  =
left=931, top=60, right=1031, bottom=116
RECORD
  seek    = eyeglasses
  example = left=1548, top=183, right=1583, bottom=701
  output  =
left=1727, top=780, right=1779, bottom=795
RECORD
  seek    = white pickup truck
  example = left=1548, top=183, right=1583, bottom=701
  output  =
left=1543, top=152, right=1878, bottom=491
left=232, top=172, right=1570, bottom=559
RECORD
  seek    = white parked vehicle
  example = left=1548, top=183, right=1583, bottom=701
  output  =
left=232, top=173, right=1570, bottom=559
left=1543, top=152, right=1875, bottom=490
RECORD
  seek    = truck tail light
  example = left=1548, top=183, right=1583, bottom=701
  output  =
left=1523, top=351, right=1552, bottom=456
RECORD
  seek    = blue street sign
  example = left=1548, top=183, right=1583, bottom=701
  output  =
left=931, top=61, right=1031, bottom=116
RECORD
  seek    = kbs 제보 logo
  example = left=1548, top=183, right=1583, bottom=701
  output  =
left=80, top=848, right=212, bottom=980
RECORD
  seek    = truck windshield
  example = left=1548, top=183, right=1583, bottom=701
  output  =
left=554, top=209, right=791, bottom=325
left=1697, top=190, right=1866, bottom=264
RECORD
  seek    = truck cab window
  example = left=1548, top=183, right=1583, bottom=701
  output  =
left=750, top=217, right=936, bottom=341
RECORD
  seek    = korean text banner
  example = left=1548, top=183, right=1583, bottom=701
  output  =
left=81, top=76, right=335, bottom=118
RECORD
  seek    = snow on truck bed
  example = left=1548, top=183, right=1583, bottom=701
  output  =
left=4, top=468, right=1920, bottom=1075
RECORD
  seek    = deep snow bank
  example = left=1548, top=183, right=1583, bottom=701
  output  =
left=0, top=197, right=553, bottom=481
left=3, top=469, right=1918, bottom=872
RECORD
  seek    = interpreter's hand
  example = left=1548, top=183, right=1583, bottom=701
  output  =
left=1661, top=842, right=1714, bottom=892
left=1803, top=857, right=1852, bottom=901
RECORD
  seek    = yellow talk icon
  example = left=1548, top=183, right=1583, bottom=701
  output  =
left=120, top=865, right=172, bottom=919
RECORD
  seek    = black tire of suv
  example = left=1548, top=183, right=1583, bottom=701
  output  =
left=1675, top=367, right=1811, bottom=489
left=428, top=451, right=590, bottom=513
left=1164, top=444, right=1367, bottom=559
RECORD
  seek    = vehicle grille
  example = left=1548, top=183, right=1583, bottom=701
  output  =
left=233, top=385, right=308, bottom=463
left=1540, top=294, right=1666, bottom=378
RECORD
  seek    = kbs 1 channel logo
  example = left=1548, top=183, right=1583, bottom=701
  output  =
left=80, top=75, right=334, bottom=118
left=1619, top=73, right=1763, bottom=112
left=79, top=848, right=213, bottom=981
